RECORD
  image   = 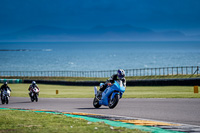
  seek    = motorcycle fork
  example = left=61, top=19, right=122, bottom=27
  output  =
left=110, top=91, right=119, bottom=101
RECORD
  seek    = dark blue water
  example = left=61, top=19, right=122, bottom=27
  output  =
left=0, top=41, right=200, bottom=71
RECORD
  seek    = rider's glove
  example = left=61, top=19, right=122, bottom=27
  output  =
left=107, top=83, right=112, bottom=86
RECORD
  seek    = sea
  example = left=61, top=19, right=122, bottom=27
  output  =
left=0, top=41, right=200, bottom=71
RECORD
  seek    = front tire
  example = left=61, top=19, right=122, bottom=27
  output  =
left=109, top=94, right=119, bottom=109
left=93, top=97, right=101, bottom=108
left=31, top=96, right=34, bottom=102
left=1, top=99, right=5, bottom=104
left=6, top=97, right=9, bottom=104
left=35, top=94, right=38, bottom=102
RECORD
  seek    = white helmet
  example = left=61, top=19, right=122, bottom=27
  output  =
left=117, top=69, right=125, bottom=79
left=32, top=81, right=36, bottom=85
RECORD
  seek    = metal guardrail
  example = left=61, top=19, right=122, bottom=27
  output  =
left=0, top=66, right=199, bottom=78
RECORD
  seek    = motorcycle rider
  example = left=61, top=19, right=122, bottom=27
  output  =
left=1, top=82, right=12, bottom=100
left=28, top=81, right=40, bottom=97
left=97, top=69, right=126, bottom=98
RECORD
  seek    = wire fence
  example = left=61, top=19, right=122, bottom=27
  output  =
left=0, top=66, right=199, bottom=78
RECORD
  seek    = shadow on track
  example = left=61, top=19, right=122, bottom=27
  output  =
left=76, top=107, right=109, bottom=110
left=6, top=101, right=32, bottom=104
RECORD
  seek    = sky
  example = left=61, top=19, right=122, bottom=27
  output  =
left=0, top=0, right=200, bottom=35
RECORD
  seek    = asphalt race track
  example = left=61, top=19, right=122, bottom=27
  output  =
left=1, top=97, right=200, bottom=126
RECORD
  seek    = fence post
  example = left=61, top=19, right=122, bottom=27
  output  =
left=143, top=69, right=145, bottom=76
left=163, top=68, right=165, bottom=76
left=192, top=66, right=193, bottom=75
left=177, top=67, right=178, bottom=75
left=181, top=67, right=183, bottom=75
left=159, top=68, right=161, bottom=76
left=186, top=67, right=188, bottom=75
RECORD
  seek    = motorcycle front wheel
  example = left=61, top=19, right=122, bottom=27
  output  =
left=6, top=97, right=9, bottom=104
left=31, top=96, right=34, bottom=102
left=1, top=99, right=5, bottom=104
left=35, top=94, right=38, bottom=102
left=93, top=97, right=101, bottom=108
left=109, top=94, right=119, bottom=109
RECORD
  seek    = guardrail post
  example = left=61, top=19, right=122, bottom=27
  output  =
left=186, top=67, right=188, bottom=75
left=192, top=66, right=193, bottom=75
left=140, top=69, right=141, bottom=76
left=155, top=68, right=157, bottom=75
left=177, top=67, right=178, bottom=75
left=181, top=67, right=183, bottom=75
left=159, top=68, right=161, bottom=75
left=163, top=68, right=165, bottom=75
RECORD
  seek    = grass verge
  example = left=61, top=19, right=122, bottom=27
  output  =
left=0, top=110, right=147, bottom=133
left=8, top=83, right=200, bottom=98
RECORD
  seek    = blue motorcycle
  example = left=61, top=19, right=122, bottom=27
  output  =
left=93, top=80, right=126, bottom=109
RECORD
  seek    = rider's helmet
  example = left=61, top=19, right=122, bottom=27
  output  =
left=32, top=81, right=36, bottom=85
left=117, top=69, right=125, bottom=79
left=4, top=82, right=8, bottom=86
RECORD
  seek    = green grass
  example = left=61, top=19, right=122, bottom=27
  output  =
left=1, top=74, right=199, bottom=82
left=8, top=83, right=200, bottom=98
left=10, top=83, right=94, bottom=98
left=124, top=86, right=200, bottom=98
left=0, top=110, right=146, bottom=133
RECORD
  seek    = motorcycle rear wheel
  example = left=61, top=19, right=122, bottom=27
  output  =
left=93, top=97, right=101, bottom=108
left=109, top=94, right=119, bottom=109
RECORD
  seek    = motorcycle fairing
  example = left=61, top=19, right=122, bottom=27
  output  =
left=99, top=81, right=125, bottom=106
